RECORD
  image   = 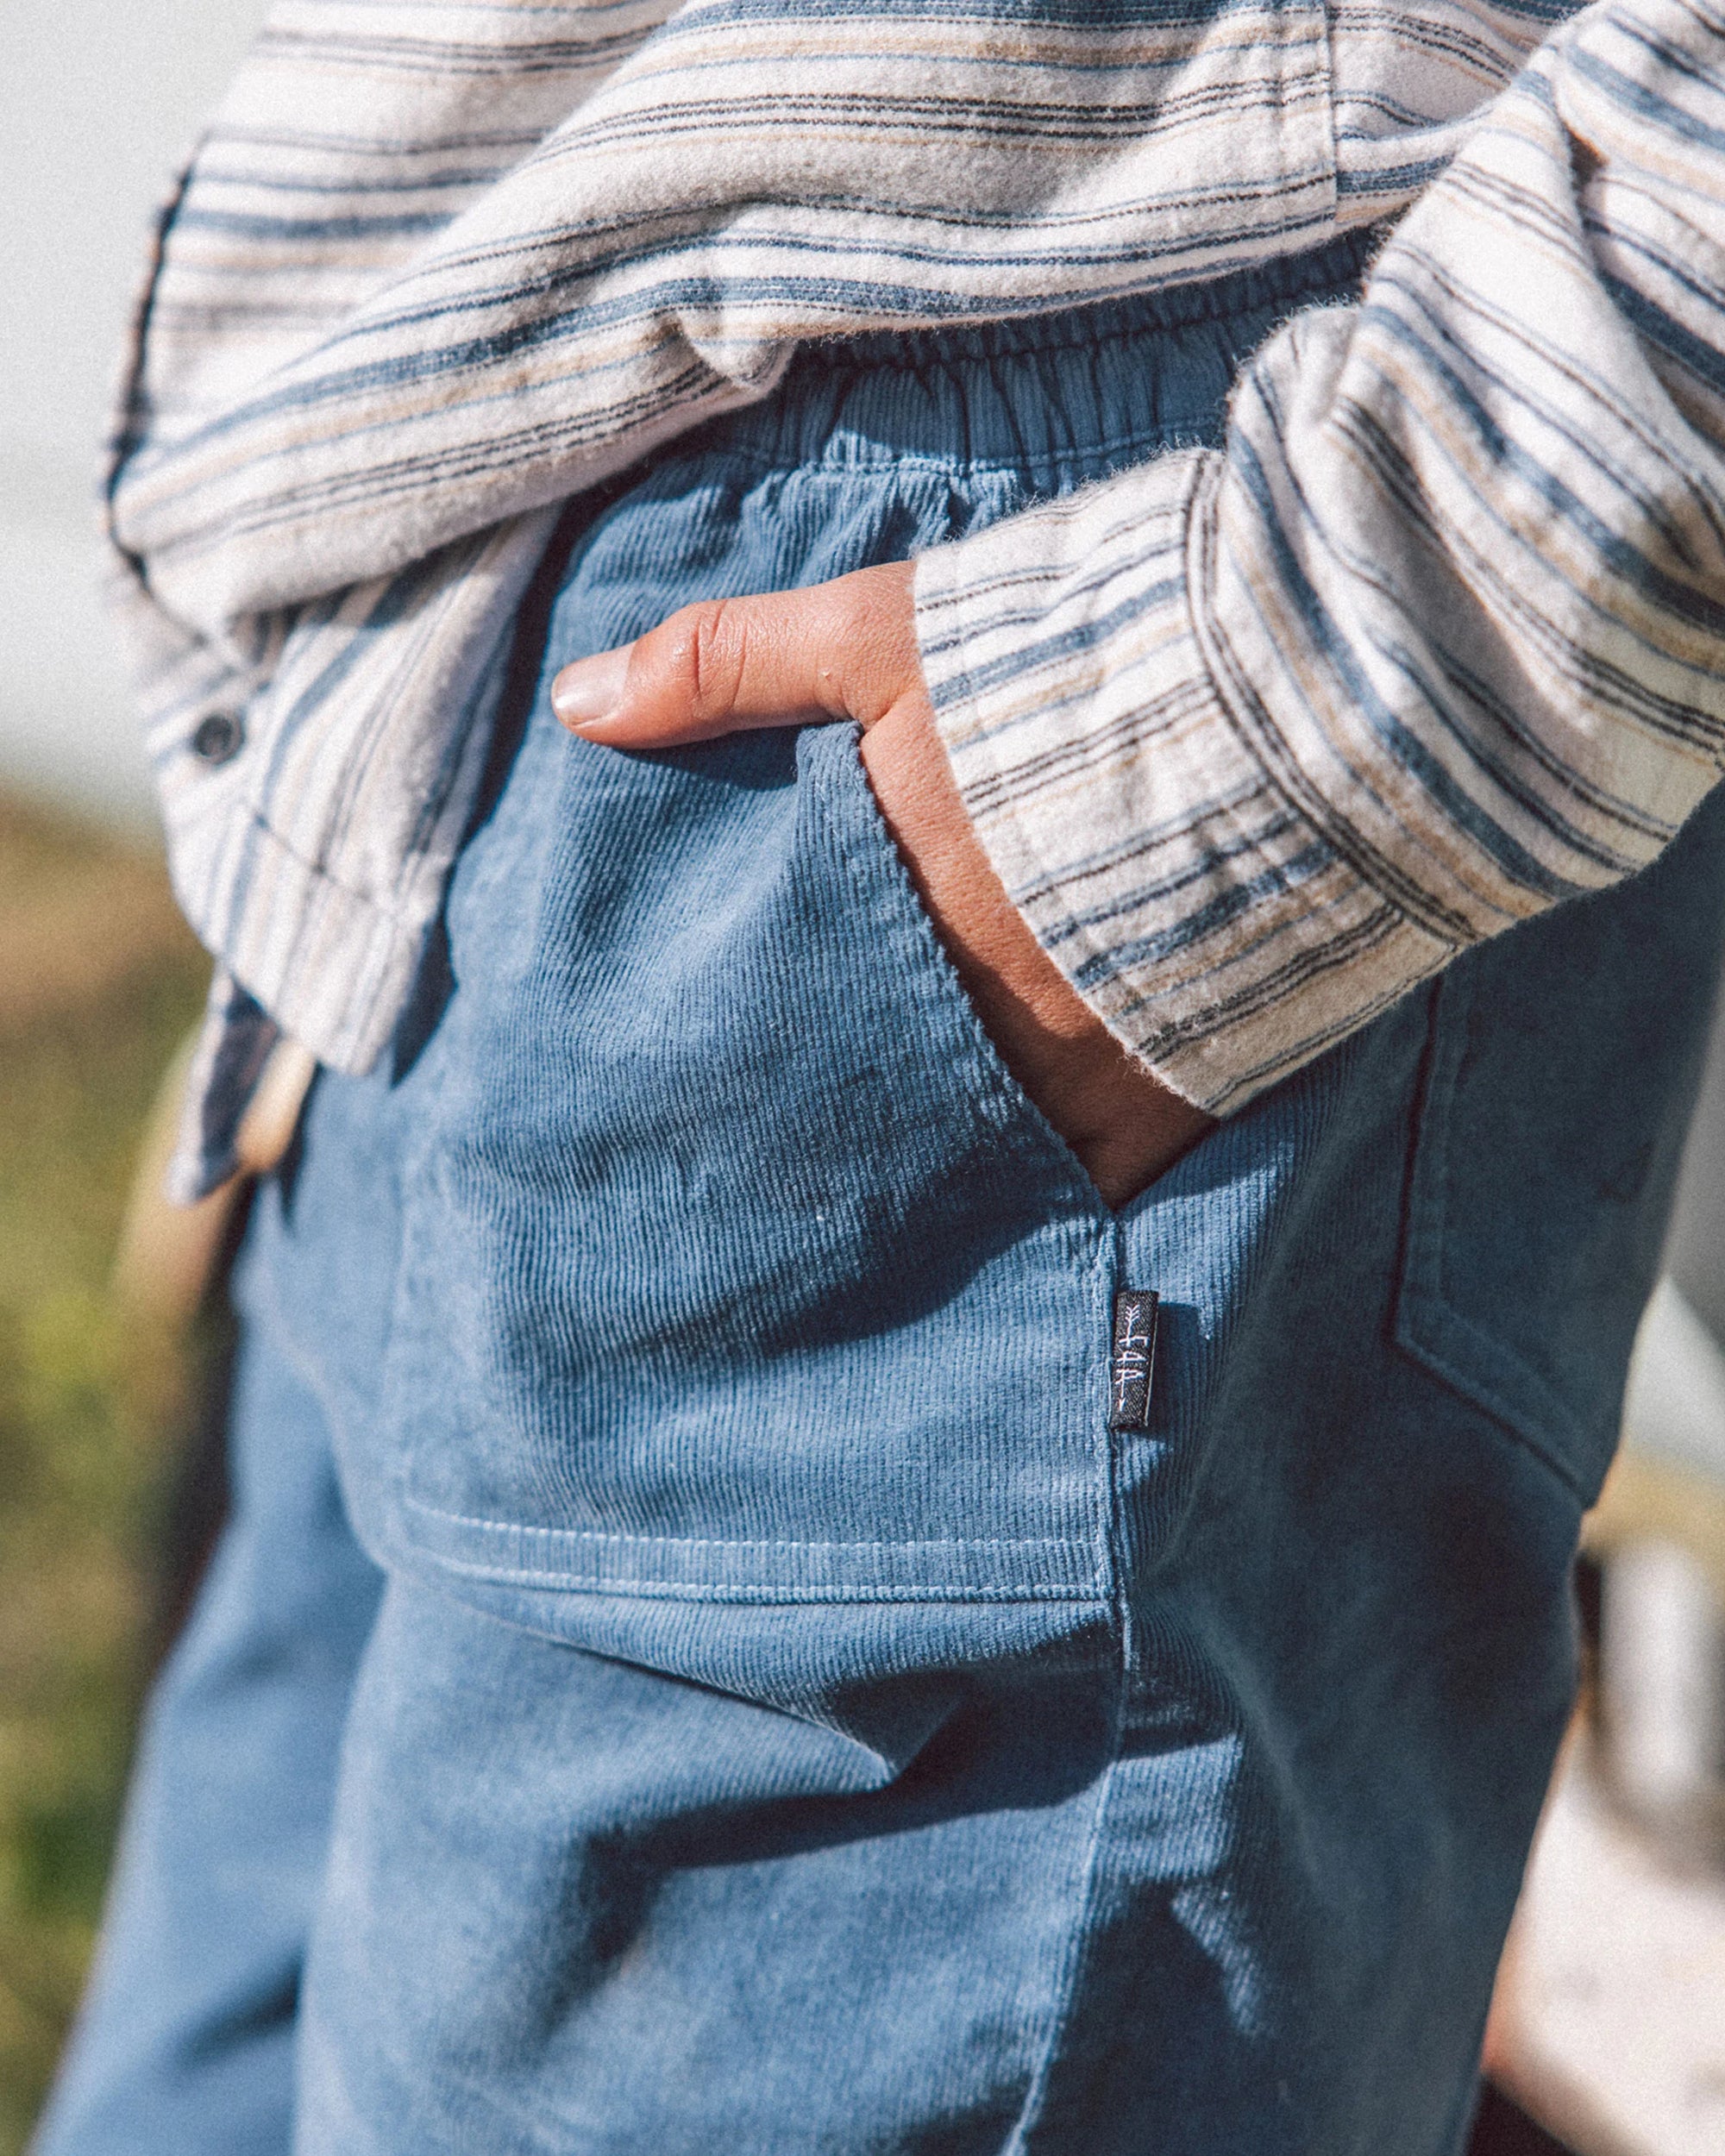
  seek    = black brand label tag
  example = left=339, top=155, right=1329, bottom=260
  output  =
left=1108, top=1289, right=1159, bottom=1432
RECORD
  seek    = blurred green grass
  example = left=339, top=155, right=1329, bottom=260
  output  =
left=0, top=795, right=209, bottom=2150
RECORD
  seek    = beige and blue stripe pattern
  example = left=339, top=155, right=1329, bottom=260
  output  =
left=106, top=0, right=1719, bottom=1189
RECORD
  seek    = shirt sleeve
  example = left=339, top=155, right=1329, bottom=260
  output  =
left=913, top=0, right=1725, bottom=1116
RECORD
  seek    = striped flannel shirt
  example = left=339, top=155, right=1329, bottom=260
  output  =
left=113, top=0, right=1725, bottom=1196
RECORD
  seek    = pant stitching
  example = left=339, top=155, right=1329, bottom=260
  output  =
left=998, top=1230, right=1132, bottom=2154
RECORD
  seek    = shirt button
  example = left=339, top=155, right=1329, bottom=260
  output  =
left=191, top=711, right=244, bottom=765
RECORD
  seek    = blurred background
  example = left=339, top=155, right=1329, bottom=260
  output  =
left=4, top=4, right=1725, bottom=2152
left=3, top=2, right=266, bottom=2143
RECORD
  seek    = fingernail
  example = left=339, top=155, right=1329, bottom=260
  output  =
left=551, top=645, right=632, bottom=730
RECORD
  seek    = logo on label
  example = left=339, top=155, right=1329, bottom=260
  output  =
left=1108, top=1289, right=1159, bottom=1432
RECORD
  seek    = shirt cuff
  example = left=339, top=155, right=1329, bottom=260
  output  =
left=913, top=453, right=1452, bottom=1116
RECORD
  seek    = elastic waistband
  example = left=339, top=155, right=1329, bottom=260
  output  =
left=812, top=229, right=1379, bottom=375
left=675, top=229, right=1378, bottom=485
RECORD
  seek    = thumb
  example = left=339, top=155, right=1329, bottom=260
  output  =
left=549, top=560, right=923, bottom=747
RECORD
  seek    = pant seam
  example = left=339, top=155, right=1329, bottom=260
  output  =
left=998, top=1232, right=1132, bottom=2155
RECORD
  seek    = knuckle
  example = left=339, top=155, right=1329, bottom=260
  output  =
left=683, top=599, right=743, bottom=720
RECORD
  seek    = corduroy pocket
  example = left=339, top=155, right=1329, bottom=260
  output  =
left=1394, top=812, right=1725, bottom=1505
left=373, top=713, right=1116, bottom=1606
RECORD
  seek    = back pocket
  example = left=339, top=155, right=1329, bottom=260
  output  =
left=1396, top=798, right=1725, bottom=1505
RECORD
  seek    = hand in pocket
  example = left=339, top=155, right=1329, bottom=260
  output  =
left=550, top=561, right=1213, bottom=1206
